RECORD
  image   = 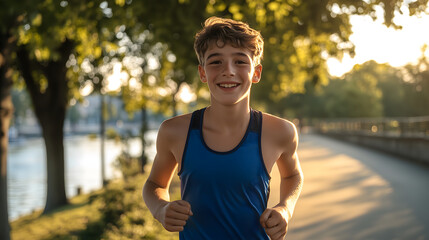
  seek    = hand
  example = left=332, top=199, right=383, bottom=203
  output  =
left=158, top=200, right=193, bottom=232
left=260, top=207, right=289, bottom=240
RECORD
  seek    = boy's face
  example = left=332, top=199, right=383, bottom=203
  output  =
left=198, top=42, right=262, bottom=106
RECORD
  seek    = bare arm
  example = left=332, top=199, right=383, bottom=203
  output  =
left=275, top=133, right=303, bottom=222
left=260, top=120, right=304, bottom=240
left=143, top=120, right=192, bottom=232
left=274, top=162, right=303, bottom=221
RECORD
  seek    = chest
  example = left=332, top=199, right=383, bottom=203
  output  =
left=202, top=129, right=246, bottom=152
left=179, top=130, right=267, bottom=182
left=174, top=131, right=282, bottom=178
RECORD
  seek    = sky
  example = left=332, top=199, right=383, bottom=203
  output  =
left=327, top=6, right=429, bottom=77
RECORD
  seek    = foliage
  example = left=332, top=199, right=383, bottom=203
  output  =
left=401, top=47, right=429, bottom=116
left=7, top=0, right=428, bottom=116
left=99, top=175, right=179, bottom=240
left=100, top=155, right=181, bottom=239
left=321, top=78, right=382, bottom=118
left=65, top=0, right=420, bottom=119
left=246, top=0, right=428, bottom=111
left=113, top=153, right=142, bottom=180
left=280, top=59, right=429, bottom=119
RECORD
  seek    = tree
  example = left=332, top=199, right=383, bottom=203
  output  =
left=13, top=0, right=122, bottom=213
left=1, top=0, right=39, bottom=238
left=16, top=38, right=73, bottom=212
left=74, top=29, right=176, bottom=172
left=125, top=0, right=428, bottom=114
left=402, top=46, right=429, bottom=116
left=116, top=35, right=174, bottom=171
left=130, top=0, right=208, bottom=116
left=349, top=61, right=411, bottom=117
left=323, top=74, right=383, bottom=118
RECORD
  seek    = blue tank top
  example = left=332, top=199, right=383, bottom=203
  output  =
left=178, top=108, right=271, bottom=240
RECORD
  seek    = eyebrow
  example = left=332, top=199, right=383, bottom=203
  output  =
left=206, top=52, right=250, bottom=61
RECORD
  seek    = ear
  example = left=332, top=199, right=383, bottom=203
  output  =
left=252, top=64, right=263, bottom=83
left=198, top=65, right=207, bottom=83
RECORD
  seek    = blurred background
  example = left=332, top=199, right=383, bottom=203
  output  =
left=1, top=0, right=428, bottom=239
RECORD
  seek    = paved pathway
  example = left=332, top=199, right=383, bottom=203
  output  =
left=268, top=133, right=429, bottom=240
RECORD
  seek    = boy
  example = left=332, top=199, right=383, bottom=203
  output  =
left=143, top=16, right=303, bottom=240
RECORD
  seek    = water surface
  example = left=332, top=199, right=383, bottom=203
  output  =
left=7, top=130, right=157, bottom=220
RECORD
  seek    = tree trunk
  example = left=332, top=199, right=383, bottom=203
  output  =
left=171, top=94, right=178, bottom=117
left=0, top=25, right=16, bottom=240
left=40, top=107, right=67, bottom=213
left=16, top=39, right=73, bottom=213
left=0, top=96, right=13, bottom=240
left=172, top=81, right=184, bottom=117
left=140, top=107, right=148, bottom=173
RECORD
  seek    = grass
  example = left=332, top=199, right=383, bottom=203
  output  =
left=11, top=192, right=103, bottom=240
left=10, top=163, right=181, bottom=240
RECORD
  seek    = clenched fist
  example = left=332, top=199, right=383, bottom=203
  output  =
left=159, top=200, right=193, bottom=232
left=260, top=207, right=289, bottom=240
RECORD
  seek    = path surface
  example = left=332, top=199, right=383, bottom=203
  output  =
left=268, top=133, right=429, bottom=240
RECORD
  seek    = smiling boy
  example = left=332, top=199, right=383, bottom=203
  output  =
left=143, top=16, right=303, bottom=240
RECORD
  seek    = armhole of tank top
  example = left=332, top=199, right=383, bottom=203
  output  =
left=177, top=112, right=194, bottom=176
left=258, top=111, right=271, bottom=180
left=177, top=109, right=203, bottom=176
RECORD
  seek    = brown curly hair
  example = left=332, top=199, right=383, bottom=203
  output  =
left=194, top=16, right=264, bottom=66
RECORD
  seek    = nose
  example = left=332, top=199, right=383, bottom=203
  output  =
left=222, top=61, right=235, bottom=77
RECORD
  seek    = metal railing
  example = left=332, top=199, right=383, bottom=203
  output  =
left=312, top=116, right=429, bottom=139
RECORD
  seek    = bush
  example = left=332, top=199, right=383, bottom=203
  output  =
left=112, top=153, right=141, bottom=180
left=98, top=174, right=179, bottom=240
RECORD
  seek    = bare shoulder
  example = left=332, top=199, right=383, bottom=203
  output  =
left=261, top=112, right=298, bottom=146
left=260, top=112, right=299, bottom=172
left=147, top=113, right=193, bottom=187
left=157, top=113, right=192, bottom=143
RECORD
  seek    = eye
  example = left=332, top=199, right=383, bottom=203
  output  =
left=235, top=59, right=249, bottom=64
left=208, top=60, right=221, bottom=65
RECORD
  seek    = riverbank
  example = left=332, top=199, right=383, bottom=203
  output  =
left=10, top=163, right=180, bottom=240
left=8, top=132, right=158, bottom=221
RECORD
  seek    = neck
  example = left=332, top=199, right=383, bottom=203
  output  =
left=205, top=100, right=251, bottom=131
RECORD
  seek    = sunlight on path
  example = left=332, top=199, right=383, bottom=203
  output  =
left=269, top=133, right=427, bottom=240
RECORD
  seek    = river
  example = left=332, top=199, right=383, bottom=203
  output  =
left=7, top=130, right=157, bottom=221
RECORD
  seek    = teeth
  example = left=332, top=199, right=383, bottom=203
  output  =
left=219, top=83, right=238, bottom=88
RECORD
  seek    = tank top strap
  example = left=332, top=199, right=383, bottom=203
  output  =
left=249, top=108, right=262, bottom=134
left=189, top=108, right=205, bottom=130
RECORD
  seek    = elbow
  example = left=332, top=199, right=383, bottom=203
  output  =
left=142, top=179, right=156, bottom=200
left=142, top=179, right=169, bottom=201
left=142, top=180, right=149, bottom=200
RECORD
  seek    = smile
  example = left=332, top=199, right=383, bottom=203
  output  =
left=218, top=83, right=239, bottom=88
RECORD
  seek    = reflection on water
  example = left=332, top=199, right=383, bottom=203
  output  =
left=7, top=130, right=157, bottom=221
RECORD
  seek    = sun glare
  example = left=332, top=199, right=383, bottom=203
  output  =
left=175, top=83, right=197, bottom=103
left=79, top=81, right=94, bottom=96
left=105, top=62, right=129, bottom=92
left=328, top=8, right=429, bottom=77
